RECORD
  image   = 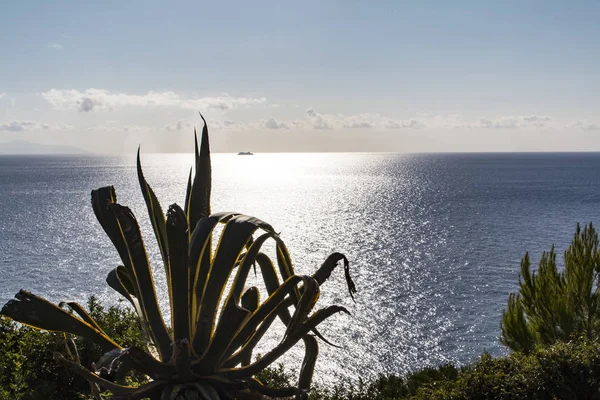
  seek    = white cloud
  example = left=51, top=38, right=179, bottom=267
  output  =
left=384, top=118, right=426, bottom=129
left=217, top=120, right=235, bottom=129
left=87, top=122, right=155, bottom=132
left=569, top=119, right=600, bottom=131
left=340, top=114, right=376, bottom=129
left=48, top=43, right=62, bottom=50
left=165, top=120, right=192, bottom=132
left=263, top=117, right=289, bottom=129
left=435, top=114, right=554, bottom=129
left=41, top=89, right=267, bottom=113
left=123, top=125, right=151, bottom=132
left=477, top=117, right=519, bottom=129
left=0, top=93, right=5, bottom=99
left=523, top=115, right=551, bottom=123
left=166, top=119, right=236, bottom=132
left=305, top=107, right=335, bottom=130
left=474, top=115, right=553, bottom=129
left=306, top=108, right=425, bottom=130
left=0, top=120, right=73, bottom=132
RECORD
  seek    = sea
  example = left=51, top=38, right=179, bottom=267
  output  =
left=1, top=152, right=600, bottom=383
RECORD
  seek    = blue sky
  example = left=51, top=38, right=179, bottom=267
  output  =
left=0, top=1, right=599, bottom=152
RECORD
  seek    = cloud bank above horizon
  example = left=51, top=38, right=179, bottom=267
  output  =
left=0, top=2, right=599, bottom=153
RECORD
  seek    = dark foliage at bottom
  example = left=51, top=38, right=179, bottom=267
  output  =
left=0, top=297, right=144, bottom=400
left=3, top=299, right=600, bottom=399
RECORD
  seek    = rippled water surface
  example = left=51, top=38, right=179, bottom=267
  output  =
left=1, top=153, right=600, bottom=381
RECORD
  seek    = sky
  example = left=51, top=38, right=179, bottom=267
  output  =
left=0, top=1, right=599, bottom=153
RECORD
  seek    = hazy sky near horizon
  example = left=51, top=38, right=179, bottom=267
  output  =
left=0, top=1, right=599, bottom=153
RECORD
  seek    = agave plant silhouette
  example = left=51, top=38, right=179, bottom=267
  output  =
left=1, top=116, right=357, bottom=400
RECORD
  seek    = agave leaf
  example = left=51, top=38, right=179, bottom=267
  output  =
left=251, top=254, right=341, bottom=348
left=92, top=187, right=129, bottom=264
left=248, top=253, right=293, bottom=327
left=200, top=233, right=274, bottom=366
left=93, top=187, right=171, bottom=360
left=59, top=301, right=105, bottom=333
left=121, top=346, right=176, bottom=380
left=222, top=309, right=279, bottom=368
left=223, top=305, right=349, bottom=379
left=193, top=215, right=273, bottom=356
left=172, top=339, right=194, bottom=381
left=183, top=168, right=192, bottom=216
left=106, top=380, right=167, bottom=400
left=298, top=335, right=319, bottom=392
left=313, top=252, right=357, bottom=302
left=63, top=335, right=81, bottom=362
left=229, top=232, right=277, bottom=302
left=270, top=239, right=352, bottom=347
left=93, top=348, right=126, bottom=375
left=271, top=239, right=340, bottom=349
left=108, top=203, right=172, bottom=361
left=254, top=253, right=282, bottom=296
left=198, top=375, right=249, bottom=399
left=273, top=236, right=306, bottom=317
left=196, top=300, right=250, bottom=374
left=137, top=148, right=170, bottom=291
left=207, top=288, right=262, bottom=364
left=106, top=266, right=156, bottom=355
left=189, top=212, right=239, bottom=330
left=1, top=290, right=119, bottom=351
left=173, top=381, right=221, bottom=400
left=284, top=277, right=320, bottom=340
left=244, top=377, right=299, bottom=398
left=166, top=204, right=191, bottom=342
left=220, top=275, right=309, bottom=363
left=106, top=266, right=136, bottom=302
left=271, top=249, right=354, bottom=347
left=54, top=352, right=137, bottom=395
left=241, top=287, right=260, bottom=312
left=187, top=116, right=211, bottom=232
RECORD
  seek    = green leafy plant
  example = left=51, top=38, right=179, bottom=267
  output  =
left=501, top=223, right=600, bottom=353
left=1, top=117, right=357, bottom=399
left=0, top=297, right=146, bottom=400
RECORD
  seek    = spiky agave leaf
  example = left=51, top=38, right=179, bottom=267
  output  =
left=1, top=290, right=119, bottom=351
left=192, top=215, right=274, bottom=356
left=188, top=211, right=239, bottom=332
left=92, top=188, right=172, bottom=361
left=166, top=204, right=191, bottom=344
left=187, top=115, right=212, bottom=231
left=137, top=148, right=170, bottom=284
left=106, top=265, right=156, bottom=355
left=223, top=305, right=350, bottom=380
left=298, top=335, right=319, bottom=394
left=54, top=352, right=142, bottom=396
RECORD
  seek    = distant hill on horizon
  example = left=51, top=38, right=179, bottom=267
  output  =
left=0, top=140, right=88, bottom=155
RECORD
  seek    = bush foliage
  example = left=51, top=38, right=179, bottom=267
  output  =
left=4, top=298, right=600, bottom=399
left=501, top=223, right=600, bottom=353
left=0, top=297, right=144, bottom=400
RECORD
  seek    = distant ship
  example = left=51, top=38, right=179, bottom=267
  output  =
left=237, top=151, right=254, bottom=155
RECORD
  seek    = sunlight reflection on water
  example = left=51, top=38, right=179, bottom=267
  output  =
left=2, top=152, right=600, bottom=383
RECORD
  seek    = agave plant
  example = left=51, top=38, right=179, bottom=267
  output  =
left=1, top=116, right=357, bottom=400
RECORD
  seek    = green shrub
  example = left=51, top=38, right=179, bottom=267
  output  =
left=413, top=341, right=600, bottom=399
left=501, top=223, right=600, bottom=353
left=0, top=297, right=144, bottom=400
